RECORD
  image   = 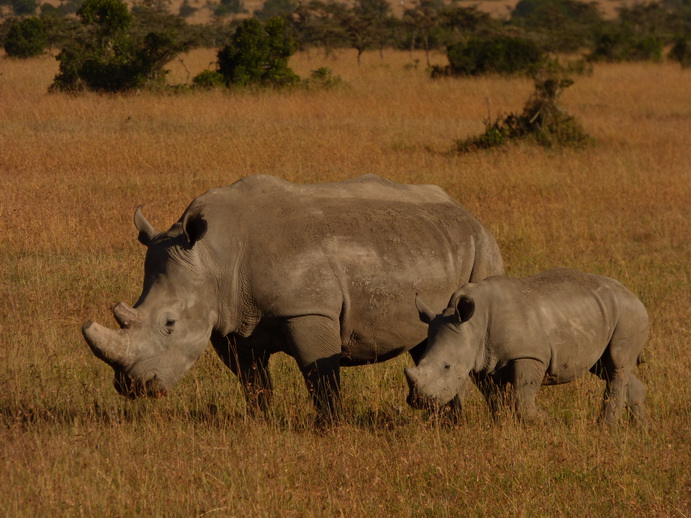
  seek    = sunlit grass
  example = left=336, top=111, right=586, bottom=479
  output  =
left=1, top=50, right=689, bottom=516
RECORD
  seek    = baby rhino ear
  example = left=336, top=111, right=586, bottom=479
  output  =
left=454, top=295, right=475, bottom=325
left=182, top=212, right=207, bottom=248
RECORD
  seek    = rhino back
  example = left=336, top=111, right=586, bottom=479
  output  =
left=483, top=269, right=641, bottom=381
left=187, top=175, right=499, bottom=363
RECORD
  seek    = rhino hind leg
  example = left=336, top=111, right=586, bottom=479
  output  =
left=625, top=372, right=647, bottom=425
left=210, top=332, right=273, bottom=415
left=600, top=368, right=631, bottom=426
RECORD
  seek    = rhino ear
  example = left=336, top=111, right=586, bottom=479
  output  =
left=455, top=295, right=475, bottom=324
left=182, top=212, right=207, bottom=248
left=134, top=206, right=158, bottom=247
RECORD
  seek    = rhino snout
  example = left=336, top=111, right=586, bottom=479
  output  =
left=405, top=366, right=426, bottom=409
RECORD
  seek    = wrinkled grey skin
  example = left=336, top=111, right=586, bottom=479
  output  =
left=405, top=269, right=648, bottom=426
left=83, top=174, right=504, bottom=417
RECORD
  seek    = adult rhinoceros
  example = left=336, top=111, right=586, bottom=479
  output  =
left=83, top=174, right=504, bottom=418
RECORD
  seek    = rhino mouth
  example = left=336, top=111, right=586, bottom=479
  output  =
left=114, top=370, right=167, bottom=399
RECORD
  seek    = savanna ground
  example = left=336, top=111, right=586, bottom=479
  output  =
left=1, top=48, right=689, bottom=516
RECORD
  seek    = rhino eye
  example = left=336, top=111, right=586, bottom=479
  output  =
left=164, top=319, right=176, bottom=333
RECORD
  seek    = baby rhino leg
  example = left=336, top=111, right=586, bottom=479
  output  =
left=511, top=358, right=547, bottom=423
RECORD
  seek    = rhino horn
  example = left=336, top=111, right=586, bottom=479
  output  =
left=113, top=302, right=140, bottom=329
left=404, top=366, right=420, bottom=386
left=134, top=205, right=158, bottom=246
left=82, top=321, right=133, bottom=368
left=415, top=295, right=437, bottom=325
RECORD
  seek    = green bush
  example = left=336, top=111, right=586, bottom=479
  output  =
left=433, top=35, right=545, bottom=77
left=192, top=69, right=225, bottom=88
left=456, top=72, right=591, bottom=152
left=587, top=29, right=663, bottom=62
left=669, top=36, right=691, bottom=67
left=50, top=0, right=189, bottom=92
left=216, top=17, right=299, bottom=88
left=302, top=67, right=343, bottom=90
left=4, top=17, right=47, bottom=58
left=510, top=0, right=603, bottom=52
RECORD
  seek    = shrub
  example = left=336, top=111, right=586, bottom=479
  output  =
left=216, top=17, right=299, bottom=88
left=3, top=17, right=47, bottom=58
left=50, top=0, right=190, bottom=92
left=302, top=67, right=343, bottom=90
left=587, top=29, right=663, bottom=62
left=433, top=35, right=545, bottom=77
left=456, top=72, right=591, bottom=152
left=669, top=36, right=691, bottom=67
left=192, top=69, right=225, bottom=88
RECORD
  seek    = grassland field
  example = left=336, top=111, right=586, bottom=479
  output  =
left=0, top=48, right=689, bottom=516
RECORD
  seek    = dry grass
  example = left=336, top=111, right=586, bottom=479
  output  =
left=1, top=49, right=689, bottom=516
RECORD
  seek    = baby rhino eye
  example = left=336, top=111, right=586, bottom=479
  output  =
left=160, top=314, right=177, bottom=334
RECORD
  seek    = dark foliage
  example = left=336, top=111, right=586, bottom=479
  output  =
left=457, top=72, right=591, bottom=152
left=433, top=35, right=545, bottom=77
left=3, top=16, right=46, bottom=57
left=669, top=35, right=691, bottom=67
left=215, top=17, right=299, bottom=87
left=510, top=0, right=604, bottom=52
left=51, top=0, right=191, bottom=92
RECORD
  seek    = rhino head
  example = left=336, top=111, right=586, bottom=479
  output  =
left=83, top=207, right=218, bottom=398
left=405, top=293, right=478, bottom=409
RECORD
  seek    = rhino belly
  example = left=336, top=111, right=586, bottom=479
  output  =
left=544, top=337, right=609, bottom=384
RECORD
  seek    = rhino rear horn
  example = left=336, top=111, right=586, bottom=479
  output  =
left=113, top=302, right=140, bottom=329
left=134, top=206, right=158, bottom=246
left=415, top=295, right=437, bottom=325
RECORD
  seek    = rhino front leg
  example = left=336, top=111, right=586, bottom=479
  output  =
left=474, top=372, right=506, bottom=421
left=210, top=332, right=273, bottom=415
left=283, top=316, right=342, bottom=423
left=511, top=358, right=547, bottom=423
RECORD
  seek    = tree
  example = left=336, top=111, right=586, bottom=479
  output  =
left=402, top=0, right=443, bottom=66
left=437, top=35, right=545, bottom=77
left=3, top=17, right=47, bottom=57
left=216, top=17, right=299, bottom=87
left=254, top=0, right=296, bottom=21
left=510, top=0, right=603, bottom=52
left=51, top=0, right=190, bottom=92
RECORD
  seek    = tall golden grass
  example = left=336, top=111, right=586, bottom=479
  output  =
left=1, top=48, right=689, bottom=516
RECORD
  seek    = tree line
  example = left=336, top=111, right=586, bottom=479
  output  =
left=1, top=0, right=690, bottom=91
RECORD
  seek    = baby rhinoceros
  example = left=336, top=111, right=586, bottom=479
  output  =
left=405, top=268, right=649, bottom=426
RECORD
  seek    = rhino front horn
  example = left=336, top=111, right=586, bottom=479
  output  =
left=404, top=366, right=420, bottom=387
left=82, top=321, right=133, bottom=368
